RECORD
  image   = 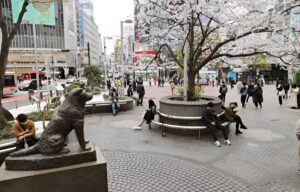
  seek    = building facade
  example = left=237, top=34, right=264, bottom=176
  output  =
left=78, top=0, right=101, bottom=71
left=0, top=0, right=78, bottom=77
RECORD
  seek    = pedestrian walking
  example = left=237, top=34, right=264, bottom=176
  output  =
left=133, top=79, right=137, bottom=92
left=246, top=81, right=255, bottom=102
left=127, top=84, right=133, bottom=97
left=224, top=102, right=247, bottom=135
left=136, top=83, right=145, bottom=106
left=158, top=78, right=161, bottom=87
left=162, top=78, right=165, bottom=87
left=230, top=78, right=235, bottom=89
left=276, top=80, right=284, bottom=106
left=170, top=81, right=175, bottom=95
left=132, top=99, right=157, bottom=130
left=236, top=80, right=242, bottom=95
left=149, top=78, right=152, bottom=87
left=283, top=80, right=290, bottom=99
left=202, top=102, right=231, bottom=147
left=288, top=84, right=299, bottom=108
left=253, top=83, right=263, bottom=108
left=109, top=87, right=119, bottom=116
left=219, top=82, right=228, bottom=103
left=107, top=79, right=111, bottom=90
left=240, top=83, right=248, bottom=108
left=296, top=119, right=300, bottom=175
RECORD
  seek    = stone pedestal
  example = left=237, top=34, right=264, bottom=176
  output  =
left=0, top=147, right=108, bottom=192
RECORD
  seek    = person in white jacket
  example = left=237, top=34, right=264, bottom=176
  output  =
left=288, top=84, right=299, bottom=108
left=296, top=119, right=300, bottom=175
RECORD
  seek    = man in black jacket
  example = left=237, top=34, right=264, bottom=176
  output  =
left=136, top=83, right=145, bottom=106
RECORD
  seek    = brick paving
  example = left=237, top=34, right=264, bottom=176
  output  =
left=79, top=83, right=300, bottom=192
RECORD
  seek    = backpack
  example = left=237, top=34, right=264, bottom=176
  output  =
left=241, top=87, right=248, bottom=96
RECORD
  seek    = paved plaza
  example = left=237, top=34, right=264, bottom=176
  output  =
left=81, top=83, right=300, bottom=192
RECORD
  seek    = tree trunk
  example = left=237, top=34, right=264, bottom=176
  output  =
left=0, top=39, right=11, bottom=129
left=187, top=71, right=196, bottom=101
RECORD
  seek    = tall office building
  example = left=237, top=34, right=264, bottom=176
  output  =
left=78, top=0, right=101, bottom=69
left=0, top=0, right=78, bottom=77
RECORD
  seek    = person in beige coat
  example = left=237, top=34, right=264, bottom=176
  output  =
left=288, top=84, right=299, bottom=108
left=296, top=119, right=300, bottom=174
left=236, top=80, right=243, bottom=95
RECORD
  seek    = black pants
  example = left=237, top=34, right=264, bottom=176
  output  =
left=246, top=94, right=253, bottom=102
left=241, top=95, right=247, bottom=108
left=206, top=122, right=228, bottom=142
left=254, top=101, right=262, bottom=108
left=234, top=115, right=244, bottom=132
left=137, top=94, right=144, bottom=106
left=16, top=139, right=37, bottom=150
left=220, top=93, right=226, bottom=103
left=278, top=96, right=283, bottom=105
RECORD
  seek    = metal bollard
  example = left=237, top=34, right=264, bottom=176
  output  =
left=15, top=100, right=18, bottom=109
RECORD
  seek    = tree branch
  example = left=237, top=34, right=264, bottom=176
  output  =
left=149, top=44, right=182, bottom=68
left=9, top=0, right=29, bottom=40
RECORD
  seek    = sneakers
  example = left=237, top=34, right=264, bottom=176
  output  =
left=235, top=130, right=243, bottom=135
left=224, top=140, right=231, bottom=145
left=214, top=141, right=221, bottom=147
left=132, top=126, right=142, bottom=130
left=240, top=125, right=247, bottom=129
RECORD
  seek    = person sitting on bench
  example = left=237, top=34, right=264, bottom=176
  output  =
left=132, top=99, right=157, bottom=130
left=202, top=102, right=231, bottom=147
left=224, top=102, right=247, bottom=135
left=12, top=114, right=37, bottom=150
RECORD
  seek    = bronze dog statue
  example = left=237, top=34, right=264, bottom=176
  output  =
left=10, top=88, right=93, bottom=157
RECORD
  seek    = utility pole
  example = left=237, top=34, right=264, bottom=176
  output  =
left=87, top=42, right=91, bottom=66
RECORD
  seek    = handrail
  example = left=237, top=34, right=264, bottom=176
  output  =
left=152, top=120, right=206, bottom=129
left=156, top=110, right=202, bottom=120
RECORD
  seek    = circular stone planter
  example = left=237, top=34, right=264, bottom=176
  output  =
left=85, top=97, right=134, bottom=114
left=159, top=95, right=222, bottom=136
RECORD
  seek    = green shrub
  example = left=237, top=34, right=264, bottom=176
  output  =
left=26, top=110, right=53, bottom=122
left=0, top=122, right=13, bottom=139
left=176, top=85, right=203, bottom=101
left=66, top=82, right=93, bottom=93
left=66, top=82, right=85, bottom=92
left=84, top=66, right=104, bottom=88
left=293, top=69, right=300, bottom=85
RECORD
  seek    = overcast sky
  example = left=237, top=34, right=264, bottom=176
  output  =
left=93, top=0, right=134, bottom=53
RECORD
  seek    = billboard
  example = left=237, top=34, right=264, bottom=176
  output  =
left=134, top=0, right=148, bottom=44
left=11, top=0, right=55, bottom=25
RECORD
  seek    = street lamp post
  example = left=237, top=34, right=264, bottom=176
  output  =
left=120, top=19, right=133, bottom=96
left=104, top=36, right=113, bottom=91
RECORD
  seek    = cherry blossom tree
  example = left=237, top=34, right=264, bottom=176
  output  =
left=137, top=0, right=298, bottom=100
left=0, top=0, right=29, bottom=128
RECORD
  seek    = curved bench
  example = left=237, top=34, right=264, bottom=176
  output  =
left=149, top=110, right=231, bottom=139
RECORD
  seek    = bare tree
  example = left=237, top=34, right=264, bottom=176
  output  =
left=0, top=0, right=29, bottom=128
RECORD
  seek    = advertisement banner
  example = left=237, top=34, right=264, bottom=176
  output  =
left=12, top=0, right=55, bottom=25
